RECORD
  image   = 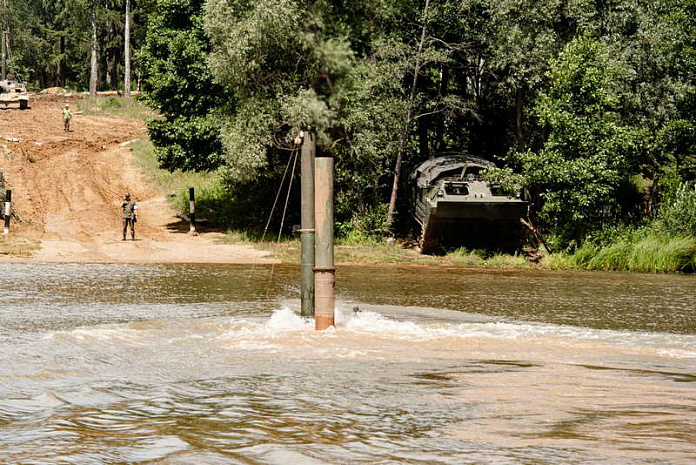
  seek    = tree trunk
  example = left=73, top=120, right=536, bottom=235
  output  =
left=106, top=55, right=113, bottom=90
left=475, top=56, right=485, bottom=102
left=515, top=88, right=526, bottom=152
left=58, top=35, right=65, bottom=86
left=434, top=65, right=448, bottom=153
left=89, top=3, right=98, bottom=97
left=418, top=116, right=429, bottom=159
left=386, top=0, right=430, bottom=229
left=124, top=0, right=131, bottom=97
left=1, top=30, right=6, bottom=81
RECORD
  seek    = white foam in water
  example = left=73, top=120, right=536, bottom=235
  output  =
left=264, top=307, right=313, bottom=332
left=44, top=306, right=696, bottom=358
left=45, top=327, right=145, bottom=343
left=335, top=309, right=696, bottom=357
left=344, top=310, right=432, bottom=338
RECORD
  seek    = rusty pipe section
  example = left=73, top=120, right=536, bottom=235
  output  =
left=314, top=270, right=334, bottom=330
left=314, top=155, right=334, bottom=330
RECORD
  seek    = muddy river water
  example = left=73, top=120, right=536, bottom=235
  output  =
left=0, top=263, right=694, bottom=464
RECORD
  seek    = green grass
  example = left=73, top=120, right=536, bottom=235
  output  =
left=227, top=235, right=536, bottom=268
left=0, top=236, right=40, bottom=256
left=540, top=252, right=576, bottom=270
left=234, top=235, right=439, bottom=265
left=447, top=247, right=485, bottom=267
left=541, top=234, right=696, bottom=273
left=587, top=235, right=696, bottom=272
left=481, top=253, right=531, bottom=269
left=76, top=96, right=156, bottom=121
left=129, top=138, right=219, bottom=195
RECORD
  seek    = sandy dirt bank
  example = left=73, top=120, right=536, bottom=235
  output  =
left=0, top=95, right=278, bottom=264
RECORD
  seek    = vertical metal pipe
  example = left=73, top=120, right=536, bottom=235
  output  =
left=189, top=187, right=196, bottom=233
left=314, top=156, right=334, bottom=330
left=300, top=130, right=316, bottom=317
left=3, top=189, right=11, bottom=235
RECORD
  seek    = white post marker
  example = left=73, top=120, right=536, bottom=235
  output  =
left=3, top=189, right=11, bottom=235
left=189, top=187, right=196, bottom=233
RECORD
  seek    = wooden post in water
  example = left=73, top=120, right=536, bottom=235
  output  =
left=300, top=129, right=316, bottom=317
left=3, top=189, right=11, bottom=235
left=314, top=154, right=335, bottom=330
left=189, top=187, right=196, bottom=234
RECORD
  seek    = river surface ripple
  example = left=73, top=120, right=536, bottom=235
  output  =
left=0, top=263, right=694, bottom=464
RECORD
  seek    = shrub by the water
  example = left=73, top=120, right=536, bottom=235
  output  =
left=561, top=234, right=696, bottom=273
left=654, top=183, right=696, bottom=237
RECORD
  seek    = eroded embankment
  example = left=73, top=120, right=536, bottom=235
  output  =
left=0, top=95, right=277, bottom=264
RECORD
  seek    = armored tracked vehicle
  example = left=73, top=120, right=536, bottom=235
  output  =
left=0, top=75, right=29, bottom=109
left=410, top=153, right=527, bottom=253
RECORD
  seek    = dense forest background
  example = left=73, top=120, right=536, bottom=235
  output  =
left=5, top=0, right=696, bottom=255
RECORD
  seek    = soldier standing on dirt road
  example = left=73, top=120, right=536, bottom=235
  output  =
left=62, top=104, right=72, bottom=132
left=121, top=192, right=137, bottom=241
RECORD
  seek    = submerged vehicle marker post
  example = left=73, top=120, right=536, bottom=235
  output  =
left=314, top=152, right=335, bottom=330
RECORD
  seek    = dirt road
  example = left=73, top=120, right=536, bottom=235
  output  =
left=0, top=95, right=277, bottom=264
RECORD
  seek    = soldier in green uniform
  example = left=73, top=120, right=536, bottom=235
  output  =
left=63, top=104, right=72, bottom=132
left=121, top=192, right=137, bottom=240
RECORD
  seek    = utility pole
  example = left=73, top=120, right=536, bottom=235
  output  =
left=300, top=129, right=316, bottom=317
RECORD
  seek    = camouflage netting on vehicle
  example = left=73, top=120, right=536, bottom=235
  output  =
left=410, top=153, right=496, bottom=188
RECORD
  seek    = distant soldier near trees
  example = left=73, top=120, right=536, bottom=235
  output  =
left=62, top=104, right=72, bottom=132
left=121, top=192, right=137, bottom=240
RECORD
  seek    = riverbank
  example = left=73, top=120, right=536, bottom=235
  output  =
left=221, top=231, right=533, bottom=268
left=219, top=230, right=696, bottom=273
left=0, top=95, right=277, bottom=265
left=3, top=95, right=692, bottom=272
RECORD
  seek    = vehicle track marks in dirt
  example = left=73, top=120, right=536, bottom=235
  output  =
left=0, top=95, right=278, bottom=264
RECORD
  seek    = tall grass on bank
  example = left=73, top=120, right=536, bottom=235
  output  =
left=543, top=235, right=696, bottom=272
left=544, top=183, right=696, bottom=273
left=448, top=247, right=531, bottom=269
left=77, top=96, right=155, bottom=121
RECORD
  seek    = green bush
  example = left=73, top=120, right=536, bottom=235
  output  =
left=336, top=203, right=390, bottom=239
left=654, top=182, right=696, bottom=237
left=174, top=184, right=237, bottom=227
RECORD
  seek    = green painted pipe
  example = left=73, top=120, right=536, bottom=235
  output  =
left=300, top=130, right=315, bottom=317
